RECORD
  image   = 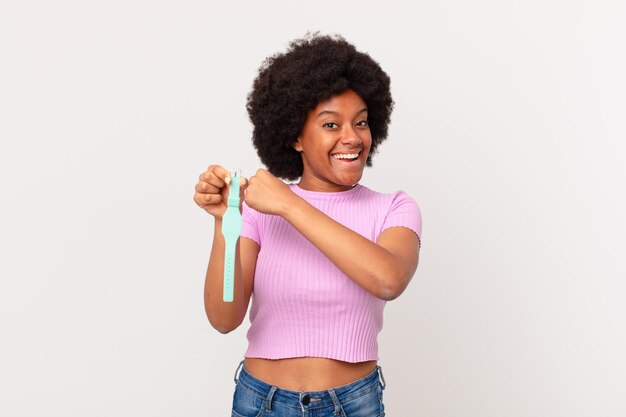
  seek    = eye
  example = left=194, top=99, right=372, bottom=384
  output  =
left=356, top=120, right=369, bottom=127
left=323, top=122, right=339, bottom=129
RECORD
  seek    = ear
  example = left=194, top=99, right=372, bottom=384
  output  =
left=293, top=137, right=303, bottom=152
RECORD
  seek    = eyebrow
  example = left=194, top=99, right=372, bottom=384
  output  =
left=316, top=108, right=368, bottom=118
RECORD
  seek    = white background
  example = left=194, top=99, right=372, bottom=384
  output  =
left=1, top=1, right=625, bottom=416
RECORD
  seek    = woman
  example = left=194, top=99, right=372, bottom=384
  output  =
left=194, top=33, right=422, bottom=416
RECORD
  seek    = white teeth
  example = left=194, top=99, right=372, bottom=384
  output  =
left=333, top=153, right=359, bottom=160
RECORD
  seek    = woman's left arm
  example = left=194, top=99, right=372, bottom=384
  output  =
left=245, top=169, right=420, bottom=301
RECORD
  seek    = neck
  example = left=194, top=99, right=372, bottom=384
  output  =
left=297, top=179, right=357, bottom=192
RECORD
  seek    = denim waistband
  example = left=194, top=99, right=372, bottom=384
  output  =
left=233, top=360, right=385, bottom=412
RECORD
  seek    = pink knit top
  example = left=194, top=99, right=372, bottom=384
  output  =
left=240, top=184, right=422, bottom=363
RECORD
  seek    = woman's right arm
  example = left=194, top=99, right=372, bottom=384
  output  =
left=194, top=165, right=259, bottom=334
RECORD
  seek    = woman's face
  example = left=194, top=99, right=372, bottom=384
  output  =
left=293, top=89, right=372, bottom=192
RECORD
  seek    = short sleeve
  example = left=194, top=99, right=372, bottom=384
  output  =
left=241, top=202, right=261, bottom=246
left=381, top=191, right=422, bottom=240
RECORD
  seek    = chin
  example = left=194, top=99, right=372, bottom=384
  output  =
left=336, top=174, right=363, bottom=186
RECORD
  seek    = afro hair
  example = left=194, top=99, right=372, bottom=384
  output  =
left=246, top=33, right=394, bottom=180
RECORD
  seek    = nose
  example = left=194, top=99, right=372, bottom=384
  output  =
left=340, top=125, right=362, bottom=147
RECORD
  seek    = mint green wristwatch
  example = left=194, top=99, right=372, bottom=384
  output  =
left=221, top=169, right=242, bottom=302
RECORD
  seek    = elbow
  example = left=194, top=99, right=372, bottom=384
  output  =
left=204, top=293, right=245, bottom=334
left=377, top=256, right=419, bottom=301
left=208, top=316, right=240, bottom=334
left=378, top=284, right=404, bottom=301
left=376, top=273, right=411, bottom=301
left=214, top=323, right=236, bottom=334
left=205, top=308, right=243, bottom=334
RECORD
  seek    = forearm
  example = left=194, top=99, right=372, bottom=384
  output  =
left=282, top=196, right=411, bottom=301
left=204, top=219, right=247, bottom=333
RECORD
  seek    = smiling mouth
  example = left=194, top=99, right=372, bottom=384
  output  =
left=332, top=151, right=361, bottom=161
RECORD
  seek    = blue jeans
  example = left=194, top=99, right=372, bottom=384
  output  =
left=231, top=360, right=386, bottom=417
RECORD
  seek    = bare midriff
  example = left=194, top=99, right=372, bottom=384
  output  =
left=243, top=357, right=378, bottom=392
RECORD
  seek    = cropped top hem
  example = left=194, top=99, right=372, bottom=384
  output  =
left=243, top=352, right=380, bottom=364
